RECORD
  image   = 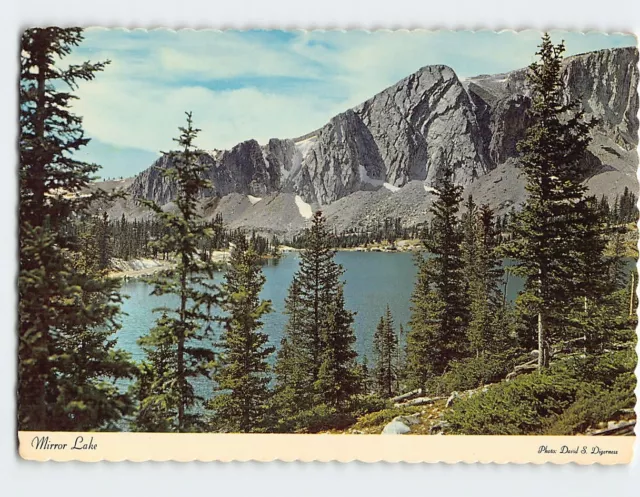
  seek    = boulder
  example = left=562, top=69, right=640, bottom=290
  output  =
left=381, top=420, right=411, bottom=435
left=429, top=421, right=451, bottom=435
left=394, top=414, right=421, bottom=426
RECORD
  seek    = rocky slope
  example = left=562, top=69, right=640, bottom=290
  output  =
left=107, top=46, right=639, bottom=235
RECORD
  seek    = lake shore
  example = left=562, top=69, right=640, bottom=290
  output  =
left=336, top=239, right=422, bottom=253
left=107, top=241, right=424, bottom=279
left=281, top=239, right=423, bottom=253
left=107, top=260, right=172, bottom=279
left=108, top=251, right=232, bottom=279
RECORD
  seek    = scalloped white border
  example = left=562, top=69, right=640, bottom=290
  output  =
left=17, top=432, right=636, bottom=464
left=6, top=20, right=640, bottom=472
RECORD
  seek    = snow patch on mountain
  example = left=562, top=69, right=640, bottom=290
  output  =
left=247, top=195, right=262, bottom=205
left=295, top=136, right=317, bottom=159
left=289, top=136, right=317, bottom=178
left=424, top=185, right=439, bottom=194
left=295, top=195, right=313, bottom=219
left=383, top=182, right=400, bottom=193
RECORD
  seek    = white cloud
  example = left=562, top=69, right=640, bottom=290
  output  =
left=69, top=29, right=636, bottom=167
left=73, top=79, right=347, bottom=152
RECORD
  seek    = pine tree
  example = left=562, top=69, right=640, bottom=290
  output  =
left=466, top=205, right=506, bottom=355
left=358, top=355, right=372, bottom=395
left=272, top=277, right=313, bottom=424
left=315, top=285, right=359, bottom=409
left=598, top=195, right=611, bottom=221
left=372, top=306, right=398, bottom=397
left=502, top=34, right=597, bottom=368
left=406, top=166, right=469, bottom=388
left=18, top=27, right=134, bottom=430
left=461, top=195, right=479, bottom=285
left=97, top=211, right=112, bottom=269
left=569, top=196, right=628, bottom=353
left=395, top=323, right=406, bottom=392
left=133, top=113, right=220, bottom=432
left=299, top=212, right=345, bottom=376
left=274, top=211, right=360, bottom=423
left=209, top=235, right=274, bottom=432
left=405, top=255, right=445, bottom=389
left=617, top=187, right=638, bottom=224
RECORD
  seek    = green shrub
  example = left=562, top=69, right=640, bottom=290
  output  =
left=269, top=395, right=390, bottom=433
left=545, top=373, right=636, bottom=435
left=445, top=371, right=581, bottom=434
left=353, top=406, right=423, bottom=430
left=348, top=394, right=390, bottom=419
left=427, top=352, right=517, bottom=396
left=281, top=404, right=355, bottom=433
left=445, top=352, right=637, bottom=435
left=553, top=349, right=637, bottom=386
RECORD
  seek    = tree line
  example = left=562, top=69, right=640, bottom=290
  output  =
left=283, top=217, right=424, bottom=249
left=63, top=211, right=280, bottom=271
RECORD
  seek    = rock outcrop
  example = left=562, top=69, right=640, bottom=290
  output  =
left=111, top=46, right=638, bottom=234
left=354, top=65, right=490, bottom=189
left=466, top=46, right=639, bottom=153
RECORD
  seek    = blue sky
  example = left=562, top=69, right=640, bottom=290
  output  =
left=68, top=29, right=637, bottom=179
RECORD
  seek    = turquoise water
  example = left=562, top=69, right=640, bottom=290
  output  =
left=112, top=251, right=633, bottom=420
left=115, top=251, right=428, bottom=406
left=115, top=251, right=526, bottom=364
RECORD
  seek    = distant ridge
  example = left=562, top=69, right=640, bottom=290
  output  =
left=100, top=46, right=639, bottom=236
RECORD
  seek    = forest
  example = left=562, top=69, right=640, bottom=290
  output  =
left=18, top=28, right=637, bottom=435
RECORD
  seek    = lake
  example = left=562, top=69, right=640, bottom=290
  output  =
left=113, top=251, right=634, bottom=411
left=115, top=251, right=526, bottom=364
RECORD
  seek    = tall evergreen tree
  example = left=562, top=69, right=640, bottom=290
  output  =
left=133, top=113, right=220, bottom=432
left=502, top=34, right=597, bottom=368
left=272, top=277, right=313, bottom=423
left=18, top=27, right=134, bottom=430
left=209, top=236, right=274, bottom=432
left=461, top=194, right=479, bottom=285
left=466, top=205, right=507, bottom=356
left=405, top=257, right=445, bottom=389
left=406, top=166, right=469, bottom=388
left=372, top=306, right=398, bottom=398
left=97, top=211, right=113, bottom=270
left=274, top=211, right=360, bottom=422
left=395, top=323, right=406, bottom=393
left=359, top=355, right=372, bottom=395
left=569, top=196, right=628, bottom=353
left=315, top=285, right=359, bottom=409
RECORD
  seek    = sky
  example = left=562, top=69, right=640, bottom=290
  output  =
left=67, top=29, right=637, bottom=179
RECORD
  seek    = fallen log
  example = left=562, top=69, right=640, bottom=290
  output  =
left=506, top=362, right=538, bottom=380
left=591, top=420, right=636, bottom=436
left=395, top=396, right=445, bottom=408
left=391, top=389, right=423, bottom=404
left=513, top=358, right=537, bottom=371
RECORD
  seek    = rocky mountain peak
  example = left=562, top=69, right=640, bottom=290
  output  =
left=116, top=45, right=638, bottom=235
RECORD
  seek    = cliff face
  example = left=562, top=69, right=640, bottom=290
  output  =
left=122, top=46, right=638, bottom=231
left=563, top=47, right=639, bottom=150
left=131, top=138, right=288, bottom=202
left=465, top=46, right=639, bottom=161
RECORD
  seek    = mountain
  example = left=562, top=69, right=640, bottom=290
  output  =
left=104, top=46, right=639, bottom=236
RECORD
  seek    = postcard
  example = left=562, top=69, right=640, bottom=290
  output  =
left=17, top=28, right=638, bottom=463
